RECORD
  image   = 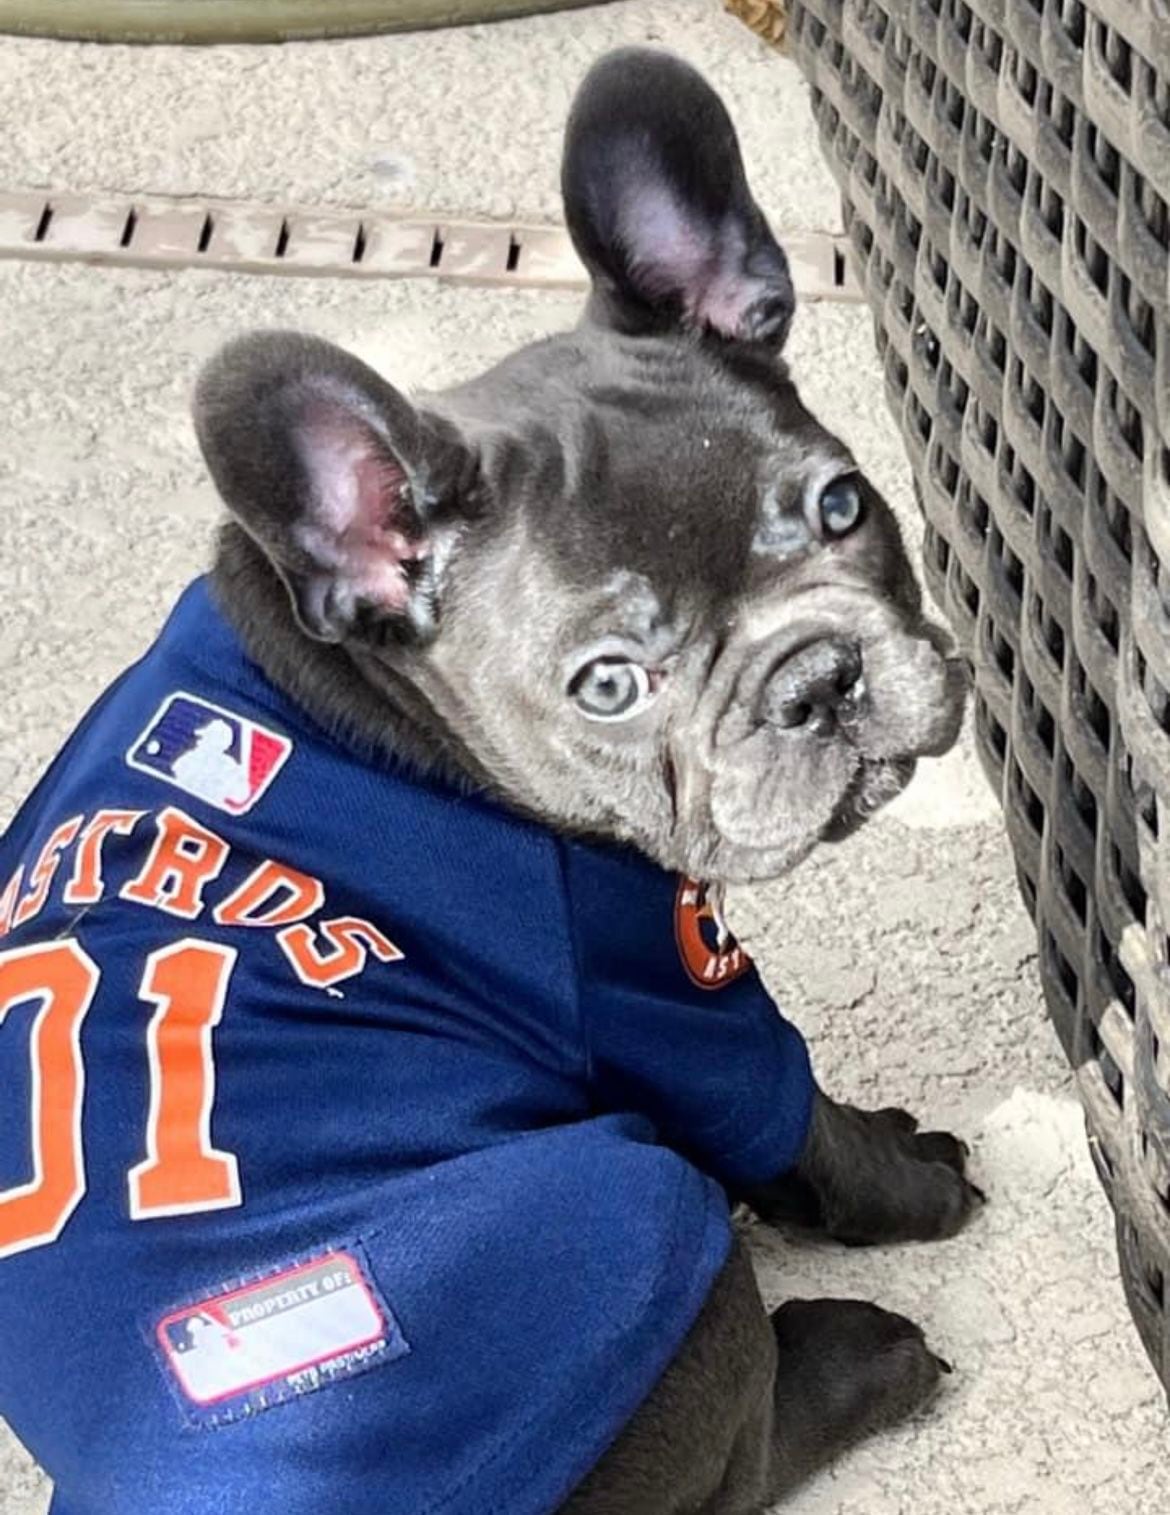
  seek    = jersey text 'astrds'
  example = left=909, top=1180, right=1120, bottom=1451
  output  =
left=0, top=804, right=403, bottom=992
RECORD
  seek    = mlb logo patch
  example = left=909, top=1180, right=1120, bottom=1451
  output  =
left=127, top=692, right=292, bottom=815
left=154, top=1246, right=408, bottom=1427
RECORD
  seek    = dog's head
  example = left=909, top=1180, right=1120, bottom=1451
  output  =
left=195, top=48, right=965, bottom=884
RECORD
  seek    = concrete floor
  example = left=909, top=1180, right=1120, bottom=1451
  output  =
left=0, top=2, right=1166, bottom=1511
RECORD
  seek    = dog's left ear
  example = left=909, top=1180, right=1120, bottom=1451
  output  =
left=562, top=48, right=795, bottom=347
left=195, top=331, right=478, bottom=645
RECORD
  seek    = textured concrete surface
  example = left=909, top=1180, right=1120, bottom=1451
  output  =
left=0, top=3, right=1167, bottom=1512
left=0, top=0, right=839, bottom=231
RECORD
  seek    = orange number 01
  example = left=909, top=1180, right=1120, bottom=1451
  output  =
left=0, top=938, right=241, bottom=1260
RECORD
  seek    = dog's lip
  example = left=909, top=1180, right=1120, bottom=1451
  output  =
left=821, top=755, right=916, bottom=841
left=662, top=746, right=680, bottom=826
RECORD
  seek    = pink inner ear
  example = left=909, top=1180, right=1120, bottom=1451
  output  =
left=297, top=401, right=429, bottom=614
left=620, top=185, right=759, bottom=339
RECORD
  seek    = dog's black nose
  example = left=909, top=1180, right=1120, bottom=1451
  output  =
left=762, top=638, right=864, bottom=735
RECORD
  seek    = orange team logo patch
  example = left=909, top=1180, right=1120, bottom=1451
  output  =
left=674, top=878, right=753, bottom=990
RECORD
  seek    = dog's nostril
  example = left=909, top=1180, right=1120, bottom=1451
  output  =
left=763, top=638, right=863, bottom=733
left=777, top=701, right=812, bottom=730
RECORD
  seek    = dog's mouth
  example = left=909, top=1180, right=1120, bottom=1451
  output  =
left=690, top=752, right=911, bottom=882
left=820, top=755, right=918, bottom=842
left=667, top=753, right=908, bottom=884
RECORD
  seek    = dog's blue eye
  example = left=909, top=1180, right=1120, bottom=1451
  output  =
left=570, top=659, right=655, bottom=722
left=818, top=477, right=864, bottom=538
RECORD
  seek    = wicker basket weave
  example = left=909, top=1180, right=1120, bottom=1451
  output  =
left=779, top=0, right=1170, bottom=1389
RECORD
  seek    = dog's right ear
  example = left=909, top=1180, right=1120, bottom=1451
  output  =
left=562, top=48, right=794, bottom=347
left=194, top=332, right=478, bottom=645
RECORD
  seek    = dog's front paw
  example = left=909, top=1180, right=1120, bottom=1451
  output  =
left=741, top=1092, right=986, bottom=1246
left=818, top=1103, right=985, bottom=1246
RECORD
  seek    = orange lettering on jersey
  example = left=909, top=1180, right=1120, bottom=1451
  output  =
left=63, top=809, right=145, bottom=906
left=0, top=869, right=24, bottom=939
left=12, top=816, right=84, bottom=931
left=213, top=860, right=325, bottom=930
left=277, top=915, right=403, bottom=990
left=0, top=940, right=100, bottom=1260
left=121, top=807, right=229, bottom=921
left=129, top=940, right=241, bottom=1219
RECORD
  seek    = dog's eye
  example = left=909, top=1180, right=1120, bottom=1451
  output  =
left=817, top=476, right=864, bottom=538
left=569, top=659, right=656, bottom=722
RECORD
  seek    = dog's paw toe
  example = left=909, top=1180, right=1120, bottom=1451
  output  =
left=910, top=1128, right=970, bottom=1174
left=924, top=1164, right=986, bottom=1238
left=874, top=1105, right=920, bottom=1135
left=895, top=1122, right=987, bottom=1236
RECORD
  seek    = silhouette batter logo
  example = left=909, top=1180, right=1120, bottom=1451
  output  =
left=127, top=692, right=292, bottom=815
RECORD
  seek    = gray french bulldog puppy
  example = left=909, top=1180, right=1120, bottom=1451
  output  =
left=197, top=47, right=977, bottom=1513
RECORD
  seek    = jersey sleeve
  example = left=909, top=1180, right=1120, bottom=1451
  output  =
left=558, top=842, right=815, bottom=1190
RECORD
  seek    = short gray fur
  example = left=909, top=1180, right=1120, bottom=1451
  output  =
left=194, top=48, right=982, bottom=1511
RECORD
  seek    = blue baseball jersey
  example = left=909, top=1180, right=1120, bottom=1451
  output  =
left=0, top=578, right=813, bottom=1515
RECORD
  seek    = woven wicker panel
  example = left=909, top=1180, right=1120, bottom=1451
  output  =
left=785, top=0, right=1170, bottom=1388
